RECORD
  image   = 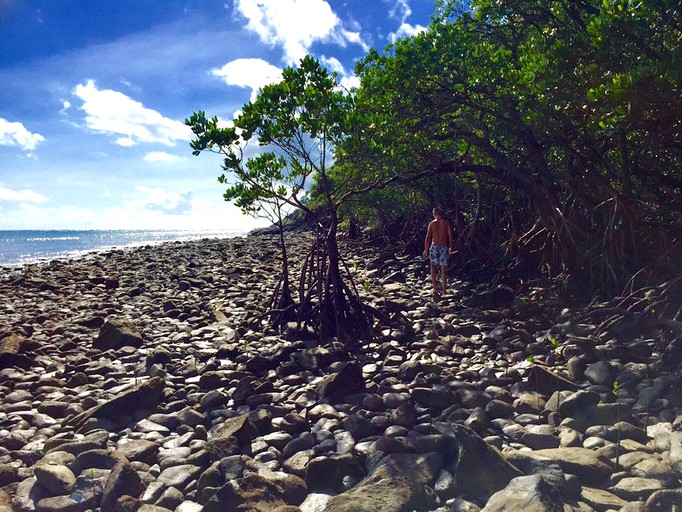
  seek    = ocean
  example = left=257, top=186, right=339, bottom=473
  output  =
left=0, top=229, right=247, bottom=266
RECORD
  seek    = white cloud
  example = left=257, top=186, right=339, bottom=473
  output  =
left=234, top=0, right=366, bottom=64
left=0, top=184, right=48, bottom=203
left=340, top=74, right=360, bottom=91
left=0, top=118, right=45, bottom=151
left=135, top=185, right=193, bottom=215
left=386, top=0, right=427, bottom=41
left=389, top=22, right=427, bottom=42
left=387, top=0, right=412, bottom=22
left=73, top=80, right=192, bottom=146
left=144, top=151, right=185, bottom=163
left=212, top=58, right=283, bottom=101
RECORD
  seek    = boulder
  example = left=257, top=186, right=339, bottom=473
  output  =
left=93, top=318, right=143, bottom=351
left=0, top=334, right=28, bottom=369
left=482, top=474, right=564, bottom=512
left=202, top=472, right=306, bottom=512
left=444, top=423, right=522, bottom=505
left=67, top=377, right=165, bottom=433
left=325, top=452, right=442, bottom=512
left=514, top=447, right=612, bottom=485
left=316, top=362, right=366, bottom=402
left=206, top=413, right=257, bottom=462
left=100, top=461, right=145, bottom=512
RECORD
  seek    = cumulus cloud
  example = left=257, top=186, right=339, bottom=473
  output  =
left=136, top=185, right=193, bottom=215
left=0, top=118, right=45, bottom=151
left=233, top=0, right=367, bottom=64
left=389, top=22, right=427, bottom=41
left=0, top=184, right=48, bottom=203
left=144, top=151, right=185, bottom=163
left=73, top=80, right=191, bottom=147
left=386, top=0, right=427, bottom=41
left=212, top=58, right=283, bottom=101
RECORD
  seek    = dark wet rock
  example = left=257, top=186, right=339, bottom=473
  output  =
left=316, top=362, right=366, bottom=402
left=93, top=318, right=143, bottom=351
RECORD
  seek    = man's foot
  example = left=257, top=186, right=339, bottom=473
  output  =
left=432, top=291, right=440, bottom=301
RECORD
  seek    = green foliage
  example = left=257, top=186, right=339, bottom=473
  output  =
left=317, top=0, right=681, bottom=295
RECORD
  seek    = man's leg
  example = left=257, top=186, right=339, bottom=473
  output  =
left=440, top=264, right=448, bottom=294
left=430, top=264, right=438, bottom=294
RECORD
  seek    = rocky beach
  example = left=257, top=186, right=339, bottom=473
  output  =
left=0, top=231, right=681, bottom=512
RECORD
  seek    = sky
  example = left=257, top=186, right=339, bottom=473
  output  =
left=0, top=0, right=434, bottom=231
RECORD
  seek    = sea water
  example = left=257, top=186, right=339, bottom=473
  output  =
left=0, top=229, right=246, bottom=266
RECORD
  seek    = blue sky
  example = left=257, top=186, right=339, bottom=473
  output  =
left=0, top=0, right=434, bottom=231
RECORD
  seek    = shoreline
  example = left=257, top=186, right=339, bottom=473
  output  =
left=0, top=228, right=250, bottom=269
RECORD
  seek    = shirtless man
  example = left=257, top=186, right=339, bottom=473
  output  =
left=423, top=208, right=455, bottom=298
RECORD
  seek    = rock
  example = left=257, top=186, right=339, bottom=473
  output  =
left=0, top=464, right=19, bottom=487
left=306, top=453, right=365, bottom=493
left=580, top=486, right=628, bottom=511
left=316, top=362, right=366, bottom=402
left=526, top=365, right=578, bottom=395
left=202, top=472, right=306, bottom=511
left=445, top=423, right=522, bottom=505
left=609, top=476, right=665, bottom=501
left=100, top=461, right=145, bottom=512
left=516, top=447, right=612, bottom=485
left=156, top=464, right=202, bottom=491
left=645, top=489, right=682, bottom=511
left=481, top=474, right=564, bottom=512
left=67, top=377, right=165, bottom=433
left=411, top=387, right=456, bottom=410
left=325, top=452, right=442, bottom=512
left=584, top=360, right=613, bottom=385
left=115, top=440, right=159, bottom=465
left=557, top=390, right=600, bottom=418
left=206, top=413, right=257, bottom=461
left=670, top=431, right=682, bottom=476
left=69, top=449, right=128, bottom=475
left=33, top=463, right=76, bottom=495
left=93, top=318, right=143, bottom=351
left=0, top=333, right=29, bottom=369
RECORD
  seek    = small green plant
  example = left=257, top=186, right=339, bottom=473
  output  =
left=362, top=281, right=370, bottom=292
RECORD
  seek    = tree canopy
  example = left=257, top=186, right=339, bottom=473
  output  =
left=327, top=0, right=681, bottom=297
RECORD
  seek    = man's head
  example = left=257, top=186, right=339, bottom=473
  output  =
left=433, top=207, right=443, bottom=219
